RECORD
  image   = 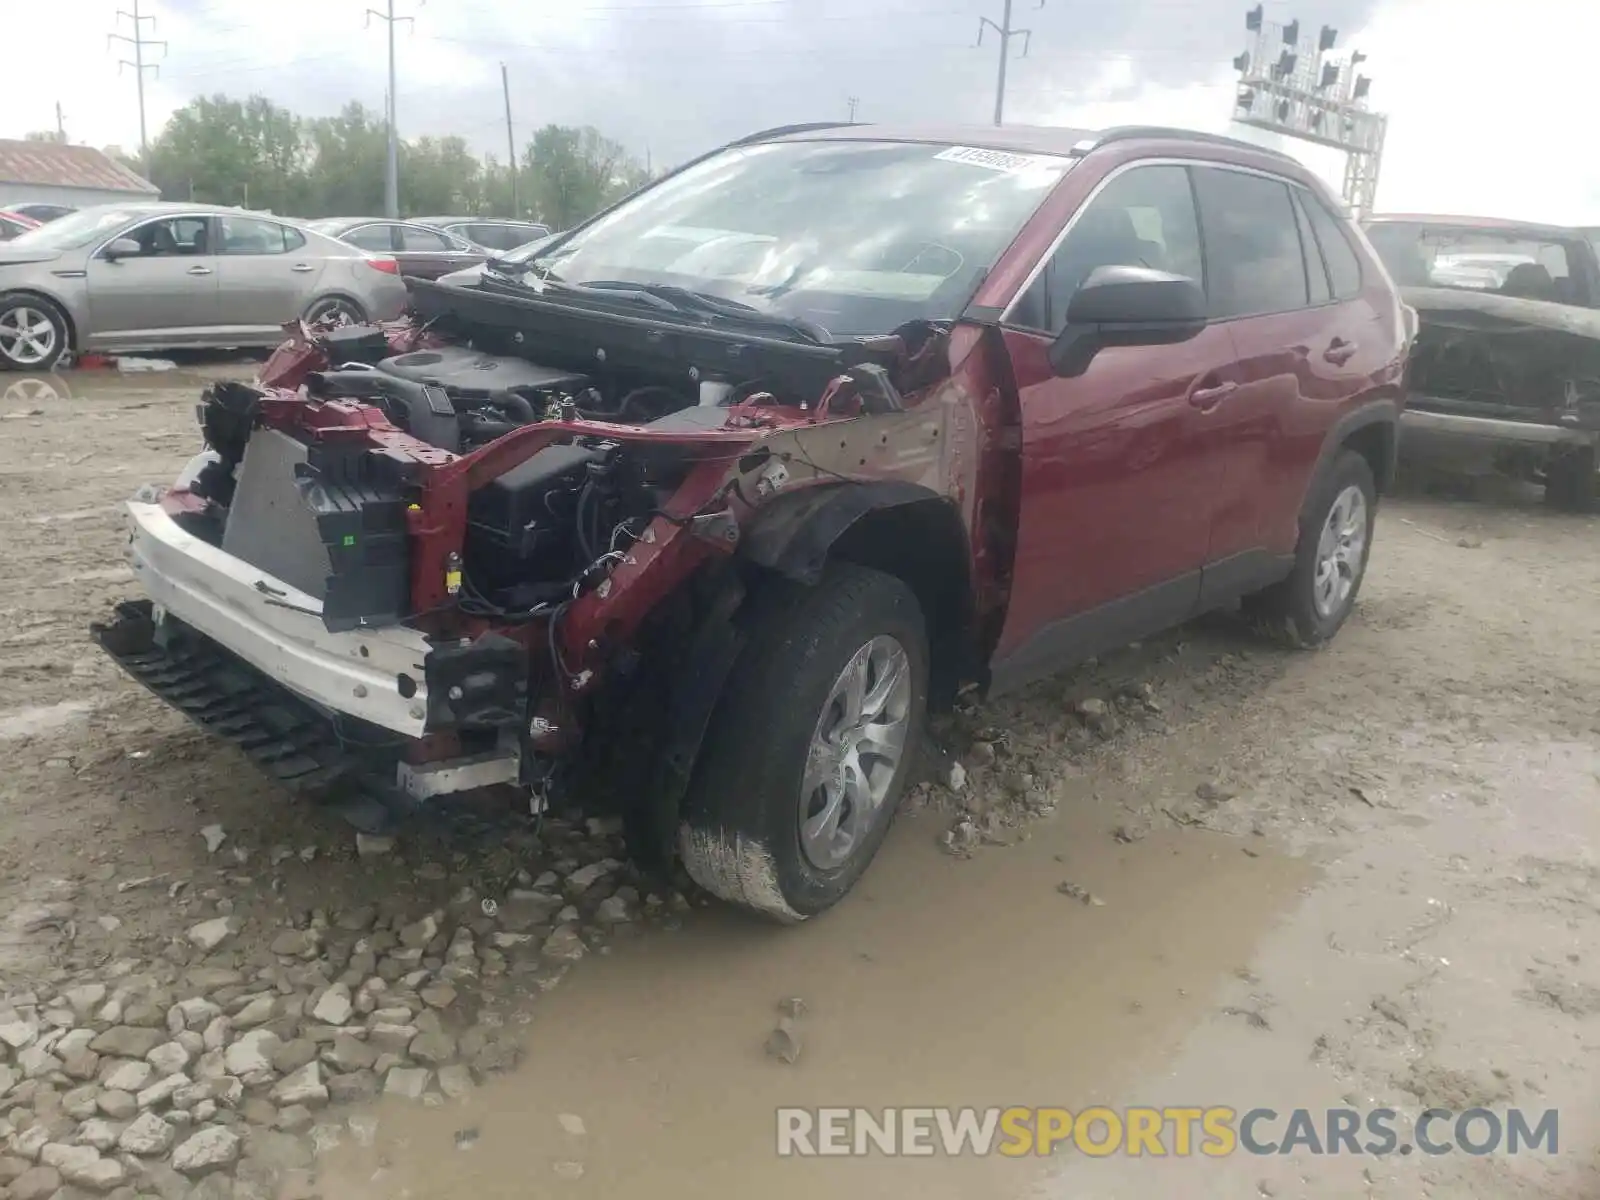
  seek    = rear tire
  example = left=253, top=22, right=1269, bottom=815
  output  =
left=304, top=295, right=367, bottom=328
left=0, top=295, right=69, bottom=371
left=679, top=563, right=929, bottom=922
left=1243, top=449, right=1377, bottom=648
left=1543, top=444, right=1598, bottom=514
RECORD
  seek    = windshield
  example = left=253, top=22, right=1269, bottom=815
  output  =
left=521, top=139, right=1072, bottom=337
left=1365, top=221, right=1581, bottom=304
left=6, top=207, right=145, bottom=251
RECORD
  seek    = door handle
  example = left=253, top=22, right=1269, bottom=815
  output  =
left=186, top=265, right=212, bottom=276
left=290, top=263, right=315, bottom=273
left=1189, top=381, right=1237, bottom=411
left=1324, top=337, right=1357, bottom=365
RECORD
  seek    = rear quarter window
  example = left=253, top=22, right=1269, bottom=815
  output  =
left=1303, top=195, right=1364, bottom=299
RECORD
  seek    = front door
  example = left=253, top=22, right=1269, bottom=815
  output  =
left=85, top=214, right=219, bottom=347
left=991, top=162, right=1234, bottom=691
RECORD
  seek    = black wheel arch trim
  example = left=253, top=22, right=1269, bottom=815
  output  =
left=739, top=480, right=961, bottom=584
left=1306, top=398, right=1399, bottom=514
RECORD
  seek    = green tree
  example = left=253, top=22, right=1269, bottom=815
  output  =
left=143, top=95, right=308, bottom=212
left=399, top=135, right=483, bottom=216
left=521, top=124, right=644, bottom=230
left=303, top=103, right=389, bottom=216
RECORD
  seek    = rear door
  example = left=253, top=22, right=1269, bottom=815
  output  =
left=991, top=162, right=1236, bottom=684
left=85, top=214, right=220, bottom=347
left=213, top=215, right=325, bottom=330
left=1189, top=167, right=1378, bottom=592
left=395, top=223, right=482, bottom=279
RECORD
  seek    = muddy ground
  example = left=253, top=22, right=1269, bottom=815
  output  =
left=1, top=365, right=1598, bottom=1199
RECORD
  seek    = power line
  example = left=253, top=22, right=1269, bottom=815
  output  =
left=976, top=0, right=1043, bottom=126
left=366, top=0, right=419, bottom=219
left=109, top=0, right=167, bottom=155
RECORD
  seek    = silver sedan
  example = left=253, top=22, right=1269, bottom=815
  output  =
left=0, top=202, right=410, bottom=369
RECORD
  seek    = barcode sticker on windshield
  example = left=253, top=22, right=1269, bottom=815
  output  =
left=934, top=146, right=1060, bottom=174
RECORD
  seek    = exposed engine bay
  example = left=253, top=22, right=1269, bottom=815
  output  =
left=89, top=265, right=988, bottom=878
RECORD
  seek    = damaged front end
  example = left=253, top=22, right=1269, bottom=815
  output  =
left=91, top=280, right=991, bottom=861
left=1402, top=286, right=1600, bottom=436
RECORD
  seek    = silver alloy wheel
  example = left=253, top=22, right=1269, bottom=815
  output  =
left=1313, top=484, right=1368, bottom=619
left=306, top=298, right=360, bottom=327
left=0, top=306, right=58, bottom=367
left=798, top=634, right=913, bottom=871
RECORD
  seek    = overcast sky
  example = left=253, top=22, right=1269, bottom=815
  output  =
left=7, top=0, right=1599, bottom=222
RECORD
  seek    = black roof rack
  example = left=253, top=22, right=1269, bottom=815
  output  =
left=729, top=121, right=857, bottom=147
left=1082, top=125, right=1302, bottom=165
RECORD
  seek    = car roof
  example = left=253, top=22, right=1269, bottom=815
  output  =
left=758, top=122, right=1096, bottom=156
left=70, top=201, right=298, bottom=219
left=750, top=121, right=1303, bottom=164
left=1366, top=213, right=1584, bottom=239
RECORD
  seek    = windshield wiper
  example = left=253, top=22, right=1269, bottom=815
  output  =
left=578, top=281, right=828, bottom=344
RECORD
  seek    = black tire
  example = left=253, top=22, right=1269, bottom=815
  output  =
left=1243, top=449, right=1377, bottom=648
left=0, top=294, right=69, bottom=371
left=678, top=563, right=929, bottom=923
left=1543, top=444, right=1598, bottom=514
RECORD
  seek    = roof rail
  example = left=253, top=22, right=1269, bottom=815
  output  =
left=1081, top=125, right=1302, bottom=165
left=728, top=121, right=858, bottom=147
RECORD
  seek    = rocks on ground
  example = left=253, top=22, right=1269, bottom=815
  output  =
left=0, top=813, right=682, bottom=1198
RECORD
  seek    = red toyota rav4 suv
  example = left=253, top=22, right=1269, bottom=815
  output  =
left=94, top=123, right=1407, bottom=921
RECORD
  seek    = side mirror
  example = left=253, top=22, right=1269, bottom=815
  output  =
left=103, top=238, right=142, bottom=262
left=1048, top=265, right=1208, bottom=377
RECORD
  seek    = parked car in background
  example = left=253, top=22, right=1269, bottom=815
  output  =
left=93, top=123, right=1406, bottom=921
left=0, top=210, right=40, bottom=241
left=302, top=218, right=488, bottom=281
left=8, top=202, right=75, bottom=224
left=0, top=202, right=410, bottom=369
left=414, top=216, right=551, bottom=252
left=1363, top=214, right=1600, bottom=511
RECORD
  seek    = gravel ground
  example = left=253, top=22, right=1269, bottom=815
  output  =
left=2, top=367, right=1599, bottom=1199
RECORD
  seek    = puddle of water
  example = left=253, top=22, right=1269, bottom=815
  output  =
left=0, top=698, right=97, bottom=741
left=320, top=801, right=1312, bottom=1200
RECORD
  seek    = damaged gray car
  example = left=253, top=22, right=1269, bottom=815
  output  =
left=1363, top=214, right=1600, bottom=512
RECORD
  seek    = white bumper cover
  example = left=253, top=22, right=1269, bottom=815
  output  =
left=124, top=499, right=430, bottom=739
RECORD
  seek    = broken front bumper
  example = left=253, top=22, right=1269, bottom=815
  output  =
left=116, top=499, right=432, bottom=739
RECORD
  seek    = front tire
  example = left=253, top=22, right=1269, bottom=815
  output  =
left=1543, top=444, right=1598, bottom=514
left=679, top=563, right=929, bottom=922
left=1244, top=449, right=1377, bottom=648
left=0, top=295, right=69, bottom=371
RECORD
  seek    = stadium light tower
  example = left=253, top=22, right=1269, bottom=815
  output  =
left=1229, top=6, right=1388, bottom=217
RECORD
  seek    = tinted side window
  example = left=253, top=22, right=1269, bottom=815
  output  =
left=1013, top=164, right=1204, bottom=333
left=1291, top=192, right=1332, bottom=305
left=219, top=215, right=294, bottom=255
left=400, top=225, right=451, bottom=251
left=1192, top=167, right=1309, bottom=318
left=1302, top=194, right=1363, bottom=299
left=346, top=225, right=398, bottom=252
left=125, top=217, right=210, bottom=257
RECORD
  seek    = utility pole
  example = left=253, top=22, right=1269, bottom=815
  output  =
left=54, top=102, right=66, bottom=143
left=847, top=96, right=860, bottom=123
left=109, top=0, right=166, bottom=156
left=366, top=0, right=417, bottom=219
left=976, top=0, right=1042, bottom=126
left=501, top=63, right=517, bottom=218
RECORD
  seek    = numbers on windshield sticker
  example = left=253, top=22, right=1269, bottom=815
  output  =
left=934, top=146, right=1063, bottom=176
